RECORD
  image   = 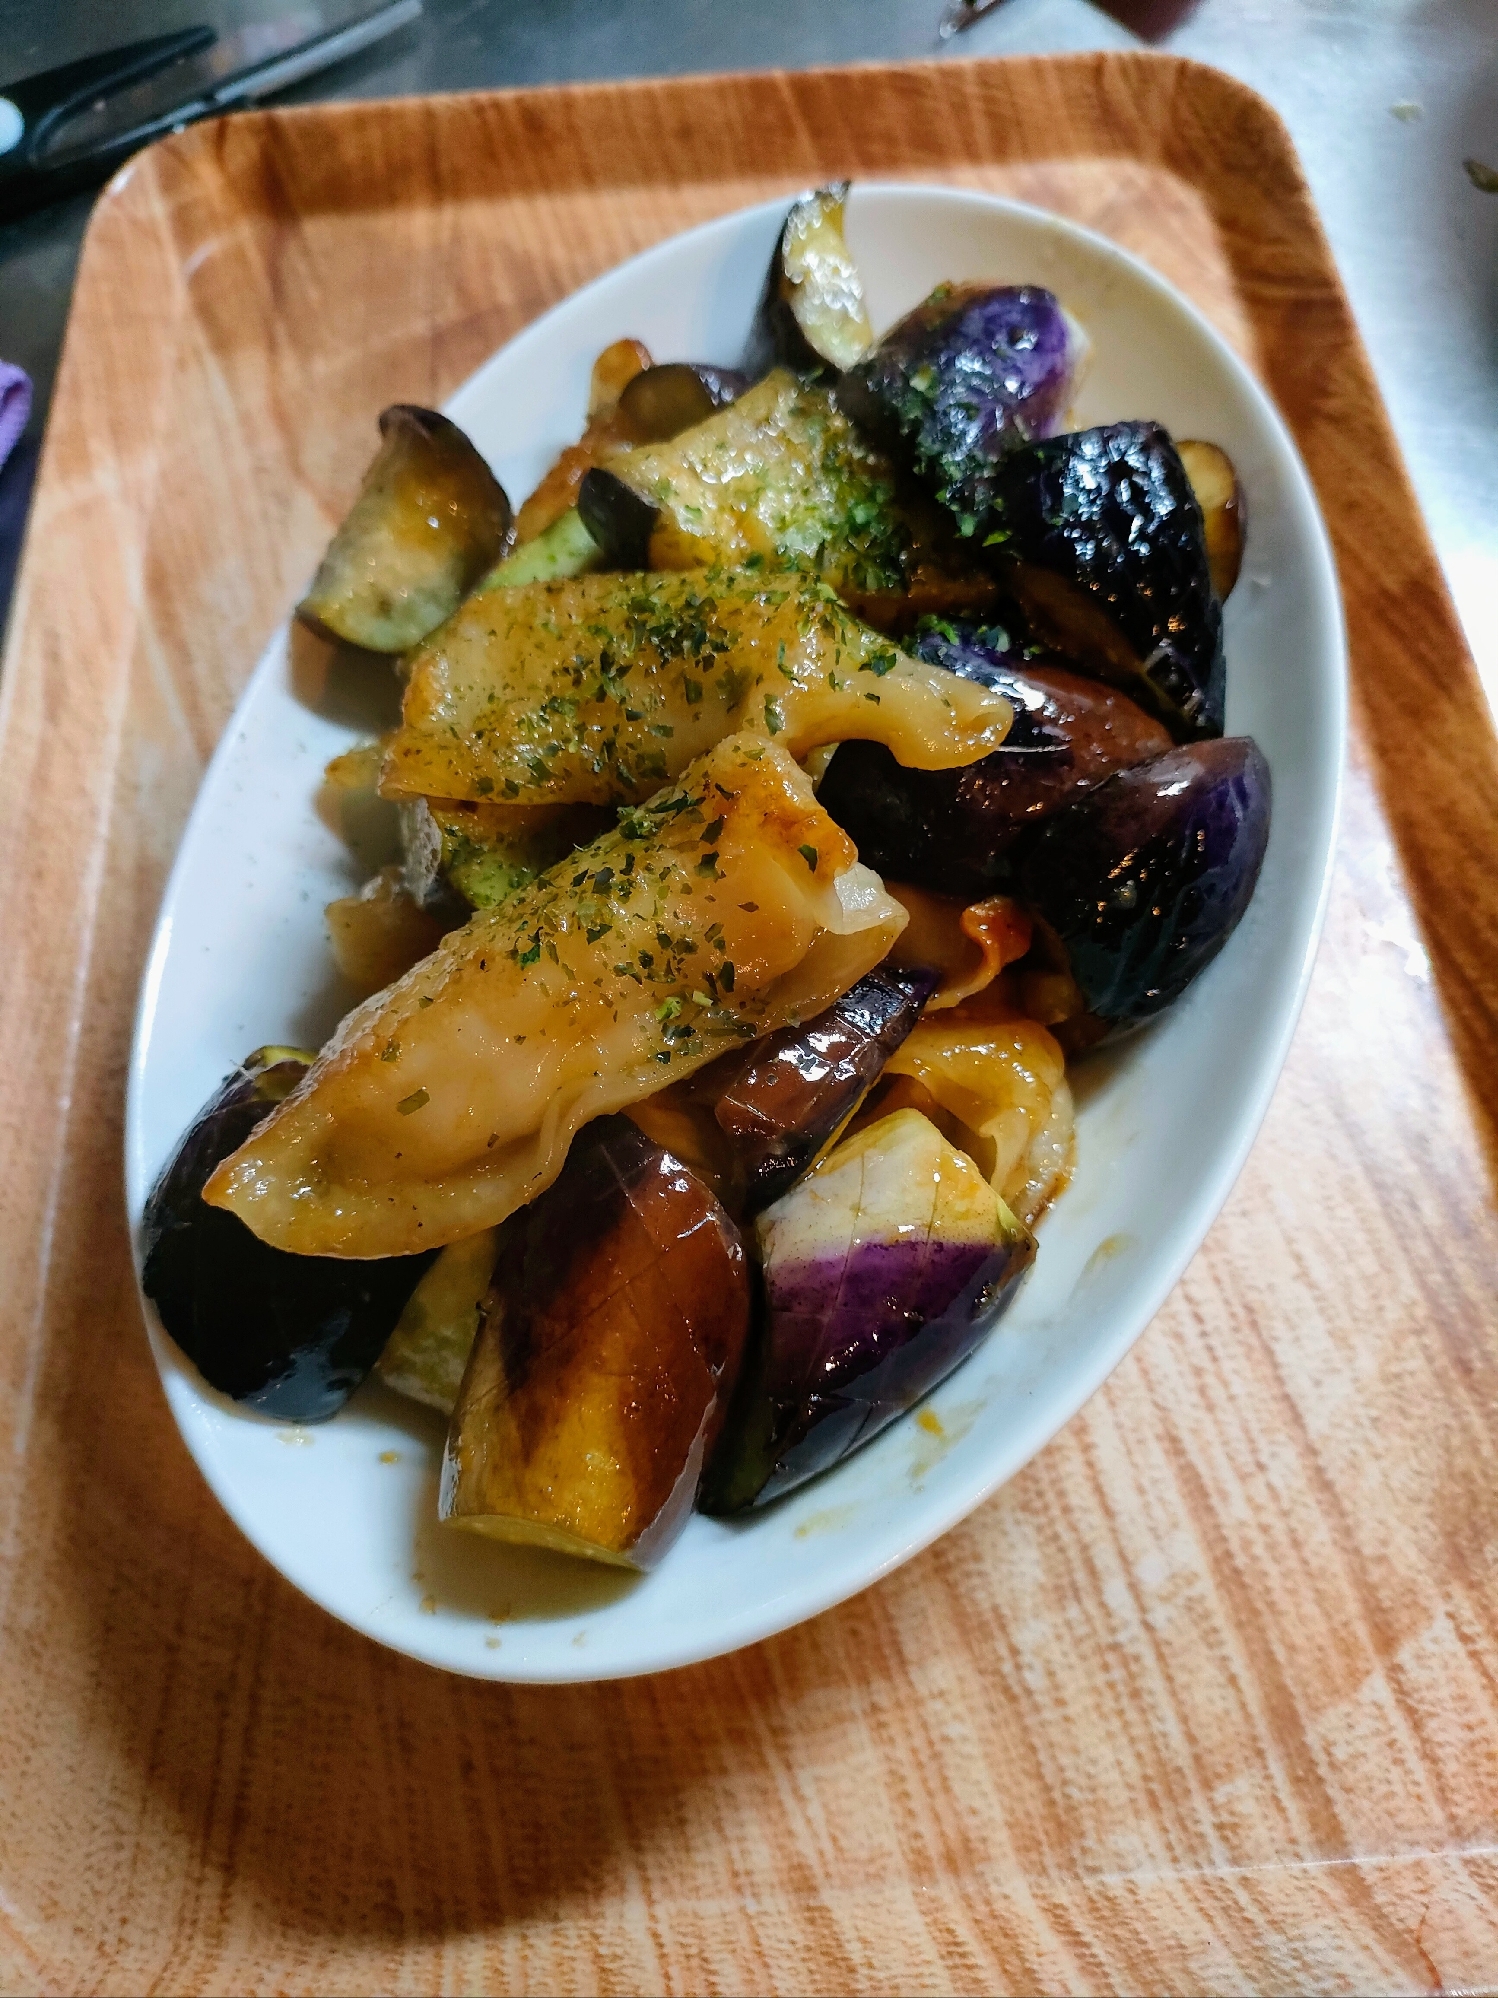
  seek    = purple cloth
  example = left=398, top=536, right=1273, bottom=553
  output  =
left=0, top=364, right=32, bottom=476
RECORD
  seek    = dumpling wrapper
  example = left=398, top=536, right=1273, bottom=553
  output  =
left=378, top=568, right=1012, bottom=807
left=205, top=735, right=908, bottom=1258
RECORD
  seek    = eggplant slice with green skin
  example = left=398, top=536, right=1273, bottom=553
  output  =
left=701, top=1108, right=1036, bottom=1512
left=745, top=181, right=875, bottom=379
left=298, top=406, right=512, bottom=653
left=837, top=283, right=1088, bottom=530
left=818, top=636, right=1173, bottom=900
left=141, top=1049, right=437, bottom=1421
left=982, top=422, right=1226, bottom=740
left=442, top=1114, right=752, bottom=1569
left=1017, top=736, right=1271, bottom=1035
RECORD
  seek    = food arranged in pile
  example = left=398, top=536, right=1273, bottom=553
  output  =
left=142, top=186, right=1271, bottom=1570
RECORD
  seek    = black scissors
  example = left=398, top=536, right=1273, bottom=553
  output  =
left=0, top=0, right=422, bottom=222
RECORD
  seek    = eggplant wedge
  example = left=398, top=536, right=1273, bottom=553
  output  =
left=298, top=406, right=511, bottom=652
left=377, top=1227, right=500, bottom=1415
left=818, top=649, right=1172, bottom=899
left=632, top=964, right=938, bottom=1216
left=838, top=283, right=1088, bottom=529
left=981, top=423, right=1225, bottom=739
left=141, top=1049, right=435, bottom=1421
left=1177, top=438, right=1245, bottom=600
left=441, top=1116, right=751, bottom=1568
left=701, top=1108, right=1035, bottom=1511
left=1015, top=736, right=1271, bottom=1035
left=746, top=182, right=875, bottom=377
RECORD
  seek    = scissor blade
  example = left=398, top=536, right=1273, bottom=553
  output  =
left=37, top=3, right=409, bottom=164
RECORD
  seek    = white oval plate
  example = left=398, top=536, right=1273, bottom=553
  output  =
left=126, top=186, right=1344, bottom=1683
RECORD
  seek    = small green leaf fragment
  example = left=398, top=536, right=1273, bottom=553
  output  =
left=798, top=844, right=818, bottom=872
left=397, top=1087, right=430, bottom=1115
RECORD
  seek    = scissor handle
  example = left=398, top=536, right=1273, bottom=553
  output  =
left=0, top=27, right=214, bottom=222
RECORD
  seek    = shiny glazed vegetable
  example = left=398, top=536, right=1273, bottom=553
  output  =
left=980, top=422, right=1225, bottom=740
left=297, top=406, right=511, bottom=652
left=141, top=1049, right=435, bottom=1420
left=746, top=182, right=874, bottom=376
left=203, top=735, right=908, bottom=1258
left=442, top=1115, right=751, bottom=1567
left=817, top=648, right=1171, bottom=898
left=616, top=362, right=749, bottom=441
left=376, top=1227, right=500, bottom=1415
left=870, top=1001, right=1074, bottom=1223
left=576, top=369, right=998, bottom=631
left=632, top=964, right=938, bottom=1215
left=702, top=1108, right=1035, bottom=1510
left=325, top=864, right=448, bottom=998
left=1016, top=737, right=1271, bottom=1032
left=1177, top=438, right=1245, bottom=600
left=379, top=568, right=1014, bottom=809
left=838, top=284, right=1087, bottom=529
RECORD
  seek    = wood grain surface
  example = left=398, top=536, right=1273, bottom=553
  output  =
left=2, top=53, right=1497, bottom=1996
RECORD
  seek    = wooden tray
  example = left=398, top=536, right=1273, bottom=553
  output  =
left=3, top=52, right=1496, bottom=1995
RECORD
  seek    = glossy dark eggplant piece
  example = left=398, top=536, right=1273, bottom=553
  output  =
left=141, top=1050, right=436, bottom=1420
left=576, top=464, right=658, bottom=568
left=442, top=1115, right=751, bottom=1568
left=701, top=1108, right=1036, bottom=1511
left=746, top=182, right=874, bottom=378
left=616, top=362, right=749, bottom=443
left=642, top=964, right=939, bottom=1215
left=982, top=422, right=1225, bottom=740
left=1016, top=736, right=1271, bottom=1032
left=297, top=406, right=511, bottom=652
left=838, top=284, right=1086, bottom=529
left=818, top=649, right=1172, bottom=899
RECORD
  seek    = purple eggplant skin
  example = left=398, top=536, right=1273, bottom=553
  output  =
left=984, top=422, right=1226, bottom=741
left=576, top=465, right=657, bottom=568
left=837, top=284, right=1084, bottom=529
left=705, top=965, right=939, bottom=1212
left=817, top=647, right=1173, bottom=900
left=141, top=1050, right=436, bottom=1421
left=700, top=1121, right=1036, bottom=1513
left=1017, top=736, right=1271, bottom=1032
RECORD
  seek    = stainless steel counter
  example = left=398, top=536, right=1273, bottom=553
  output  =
left=2, top=0, right=1494, bottom=689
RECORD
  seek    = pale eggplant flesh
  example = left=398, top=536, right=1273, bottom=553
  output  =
left=141, top=1050, right=435, bottom=1421
left=297, top=405, right=512, bottom=653
left=701, top=1108, right=1036, bottom=1511
left=746, top=182, right=875, bottom=378
left=442, top=1115, right=751, bottom=1568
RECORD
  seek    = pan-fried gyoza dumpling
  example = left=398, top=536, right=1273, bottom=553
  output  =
left=377, top=568, right=1012, bottom=807
left=205, top=735, right=908, bottom=1258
